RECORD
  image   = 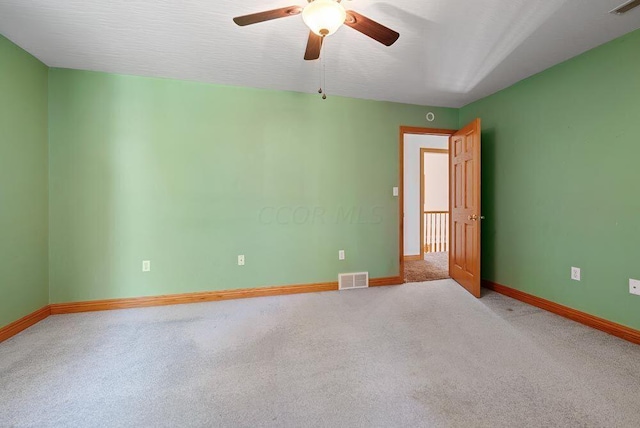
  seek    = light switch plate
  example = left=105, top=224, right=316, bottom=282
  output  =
left=630, top=279, right=640, bottom=296
left=142, top=260, right=151, bottom=272
left=393, top=187, right=399, bottom=197
left=238, top=255, right=245, bottom=266
left=338, top=250, right=345, bottom=260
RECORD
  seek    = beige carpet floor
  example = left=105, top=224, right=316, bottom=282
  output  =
left=2, top=281, right=640, bottom=427
left=404, top=252, right=449, bottom=283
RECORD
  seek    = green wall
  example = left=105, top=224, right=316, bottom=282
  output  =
left=0, top=36, right=49, bottom=326
left=460, top=29, right=640, bottom=330
left=48, top=69, right=458, bottom=303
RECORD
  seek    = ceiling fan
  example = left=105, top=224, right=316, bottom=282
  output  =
left=233, top=0, right=400, bottom=60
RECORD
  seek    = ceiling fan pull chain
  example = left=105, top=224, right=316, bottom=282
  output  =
left=322, top=64, right=327, bottom=100
left=321, top=61, right=327, bottom=100
left=321, top=36, right=327, bottom=100
left=318, top=52, right=323, bottom=96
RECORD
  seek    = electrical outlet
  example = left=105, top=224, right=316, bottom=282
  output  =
left=142, top=260, right=151, bottom=272
left=630, top=279, right=640, bottom=296
left=238, top=255, right=245, bottom=266
left=338, top=250, right=345, bottom=260
left=571, top=267, right=581, bottom=281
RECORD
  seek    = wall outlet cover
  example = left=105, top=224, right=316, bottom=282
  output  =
left=142, top=260, right=151, bottom=272
left=238, top=255, right=245, bottom=266
left=571, top=267, right=581, bottom=281
left=338, top=250, right=345, bottom=260
left=630, top=279, right=640, bottom=296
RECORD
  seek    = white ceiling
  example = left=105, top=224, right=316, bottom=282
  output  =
left=1, top=0, right=639, bottom=107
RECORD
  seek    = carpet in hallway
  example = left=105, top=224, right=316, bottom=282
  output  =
left=404, top=251, right=449, bottom=283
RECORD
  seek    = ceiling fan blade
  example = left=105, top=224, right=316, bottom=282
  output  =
left=233, top=6, right=302, bottom=26
left=304, top=31, right=323, bottom=60
left=344, top=10, right=400, bottom=46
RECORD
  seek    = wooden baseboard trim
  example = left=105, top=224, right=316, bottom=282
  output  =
left=370, top=276, right=403, bottom=287
left=50, top=281, right=340, bottom=314
left=483, top=280, right=640, bottom=345
left=403, top=255, right=423, bottom=262
left=50, top=276, right=403, bottom=315
left=0, top=306, right=51, bottom=344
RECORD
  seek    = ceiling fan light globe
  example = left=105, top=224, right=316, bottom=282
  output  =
left=302, top=0, right=346, bottom=37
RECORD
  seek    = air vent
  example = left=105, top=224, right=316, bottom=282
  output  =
left=338, top=272, right=369, bottom=290
left=610, top=0, right=640, bottom=15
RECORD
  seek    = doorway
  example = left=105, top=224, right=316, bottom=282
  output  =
left=398, top=120, right=482, bottom=296
left=399, top=127, right=455, bottom=283
left=419, top=148, right=449, bottom=280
